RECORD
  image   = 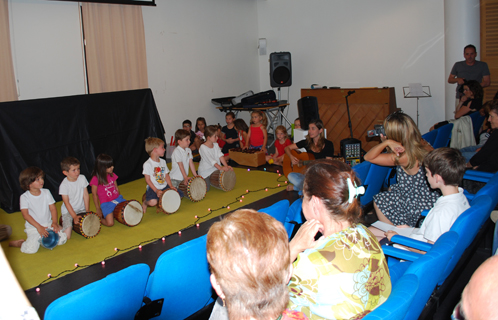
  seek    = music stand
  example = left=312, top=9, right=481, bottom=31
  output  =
left=403, top=84, right=431, bottom=127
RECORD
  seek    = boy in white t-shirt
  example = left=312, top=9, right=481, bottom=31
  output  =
left=9, top=167, right=67, bottom=253
left=59, top=157, right=90, bottom=239
left=385, top=147, right=470, bottom=252
left=142, top=137, right=180, bottom=212
left=170, top=129, right=199, bottom=188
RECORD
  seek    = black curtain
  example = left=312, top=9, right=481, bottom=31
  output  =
left=0, top=89, right=165, bottom=213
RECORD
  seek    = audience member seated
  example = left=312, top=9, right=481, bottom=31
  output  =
left=460, top=101, right=493, bottom=162
left=364, top=111, right=439, bottom=227
left=287, top=160, right=391, bottom=319
left=207, top=209, right=308, bottom=320
left=369, top=148, right=470, bottom=251
left=467, top=99, right=498, bottom=173
left=452, top=255, right=498, bottom=320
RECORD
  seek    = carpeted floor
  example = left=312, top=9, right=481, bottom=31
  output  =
left=1, top=167, right=287, bottom=290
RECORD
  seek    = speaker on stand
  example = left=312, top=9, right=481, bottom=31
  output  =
left=297, top=96, right=320, bottom=130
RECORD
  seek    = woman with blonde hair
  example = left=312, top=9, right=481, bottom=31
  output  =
left=288, top=160, right=391, bottom=319
left=364, top=111, right=439, bottom=227
left=207, top=209, right=307, bottom=320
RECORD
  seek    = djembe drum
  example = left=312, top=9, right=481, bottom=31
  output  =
left=59, top=212, right=101, bottom=239
left=158, top=189, right=182, bottom=214
left=113, top=200, right=143, bottom=227
left=178, top=176, right=207, bottom=202
left=209, top=170, right=236, bottom=191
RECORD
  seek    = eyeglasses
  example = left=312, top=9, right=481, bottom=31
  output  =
left=451, top=300, right=466, bottom=320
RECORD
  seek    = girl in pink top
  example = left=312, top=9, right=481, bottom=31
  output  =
left=266, top=125, right=292, bottom=165
left=246, top=111, right=268, bottom=152
left=90, top=154, right=125, bottom=227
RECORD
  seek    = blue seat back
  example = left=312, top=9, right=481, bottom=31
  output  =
left=438, top=195, right=493, bottom=285
left=422, top=130, right=437, bottom=146
left=45, top=264, right=150, bottom=320
left=402, top=231, right=458, bottom=320
left=433, top=123, right=453, bottom=148
left=362, top=274, right=418, bottom=320
left=469, top=112, right=485, bottom=141
left=284, top=198, right=303, bottom=238
left=352, top=160, right=371, bottom=186
left=145, top=235, right=214, bottom=320
left=360, top=163, right=391, bottom=206
left=258, top=199, right=290, bottom=225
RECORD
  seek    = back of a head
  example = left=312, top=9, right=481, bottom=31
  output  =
left=303, top=160, right=362, bottom=225
left=207, top=209, right=290, bottom=320
left=423, top=147, right=466, bottom=186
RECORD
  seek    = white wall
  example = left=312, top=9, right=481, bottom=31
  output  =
left=8, top=0, right=449, bottom=135
left=257, top=0, right=446, bottom=134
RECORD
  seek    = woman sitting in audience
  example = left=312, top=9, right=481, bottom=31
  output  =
left=207, top=209, right=307, bottom=320
left=467, top=99, right=498, bottom=173
left=288, top=160, right=391, bottom=319
left=364, top=111, right=439, bottom=227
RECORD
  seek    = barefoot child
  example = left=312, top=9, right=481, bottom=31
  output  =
left=170, top=129, right=199, bottom=188
left=198, top=125, right=233, bottom=191
left=59, top=157, right=90, bottom=239
left=90, top=154, right=125, bottom=227
left=142, top=137, right=181, bottom=212
left=266, top=125, right=292, bottom=166
left=10, top=167, right=67, bottom=253
left=246, top=111, right=268, bottom=153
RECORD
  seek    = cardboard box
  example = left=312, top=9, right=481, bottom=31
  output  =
left=229, top=149, right=266, bottom=167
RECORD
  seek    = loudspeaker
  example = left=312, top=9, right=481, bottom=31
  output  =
left=297, top=96, right=320, bottom=130
left=270, top=52, right=292, bottom=87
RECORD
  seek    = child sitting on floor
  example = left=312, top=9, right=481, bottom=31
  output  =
left=170, top=129, right=199, bottom=188
left=59, top=157, right=90, bottom=239
left=10, top=167, right=67, bottom=253
left=369, top=147, right=470, bottom=251
left=266, top=125, right=292, bottom=166
left=234, top=118, right=249, bottom=150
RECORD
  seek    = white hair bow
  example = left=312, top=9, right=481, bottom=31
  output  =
left=347, top=178, right=365, bottom=204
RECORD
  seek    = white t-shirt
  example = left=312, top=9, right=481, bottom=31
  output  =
left=59, top=175, right=89, bottom=216
left=142, top=157, right=170, bottom=190
left=170, top=146, right=193, bottom=180
left=20, top=189, right=55, bottom=229
left=198, top=143, right=224, bottom=178
left=410, top=188, right=470, bottom=243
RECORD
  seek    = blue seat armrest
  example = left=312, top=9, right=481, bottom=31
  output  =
left=381, top=245, right=422, bottom=262
left=463, top=171, right=493, bottom=183
left=463, top=190, right=475, bottom=201
left=390, top=235, right=433, bottom=252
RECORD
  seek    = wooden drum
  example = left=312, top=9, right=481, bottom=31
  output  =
left=59, top=212, right=101, bottom=239
left=158, top=189, right=182, bottom=214
left=113, top=200, right=143, bottom=227
left=178, top=176, right=207, bottom=202
left=209, top=170, right=236, bottom=192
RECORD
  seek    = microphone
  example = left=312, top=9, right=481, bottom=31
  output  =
left=347, top=90, right=356, bottom=96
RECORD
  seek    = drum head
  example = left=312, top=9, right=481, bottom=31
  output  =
left=189, top=177, right=207, bottom=201
left=81, top=213, right=101, bottom=238
left=160, top=190, right=181, bottom=214
left=122, top=200, right=143, bottom=226
left=221, top=170, right=236, bottom=191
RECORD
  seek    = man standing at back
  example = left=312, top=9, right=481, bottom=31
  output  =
left=448, top=44, right=491, bottom=105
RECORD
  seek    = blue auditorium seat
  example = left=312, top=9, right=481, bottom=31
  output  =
left=422, top=130, right=437, bottom=146
left=433, top=123, right=453, bottom=148
left=284, top=198, right=303, bottom=239
left=258, top=199, right=290, bottom=225
left=352, top=160, right=371, bottom=186
left=382, top=231, right=458, bottom=320
left=362, top=274, right=418, bottom=320
left=463, top=172, right=498, bottom=204
left=360, top=163, right=391, bottom=207
left=144, top=235, right=214, bottom=320
left=45, top=264, right=150, bottom=320
left=468, top=111, right=485, bottom=141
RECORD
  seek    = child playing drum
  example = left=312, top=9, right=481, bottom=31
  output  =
left=198, top=126, right=233, bottom=191
left=90, top=154, right=126, bottom=227
left=142, top=137, right=183, bottom=213
left=170, top=129, right=200, bottom=188
left=59, top=157, right=90, bottom=239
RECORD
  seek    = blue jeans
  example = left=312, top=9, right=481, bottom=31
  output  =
left=288, top=172, right=305, bottom=192
left=460, top=145, right=483, bottom=162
